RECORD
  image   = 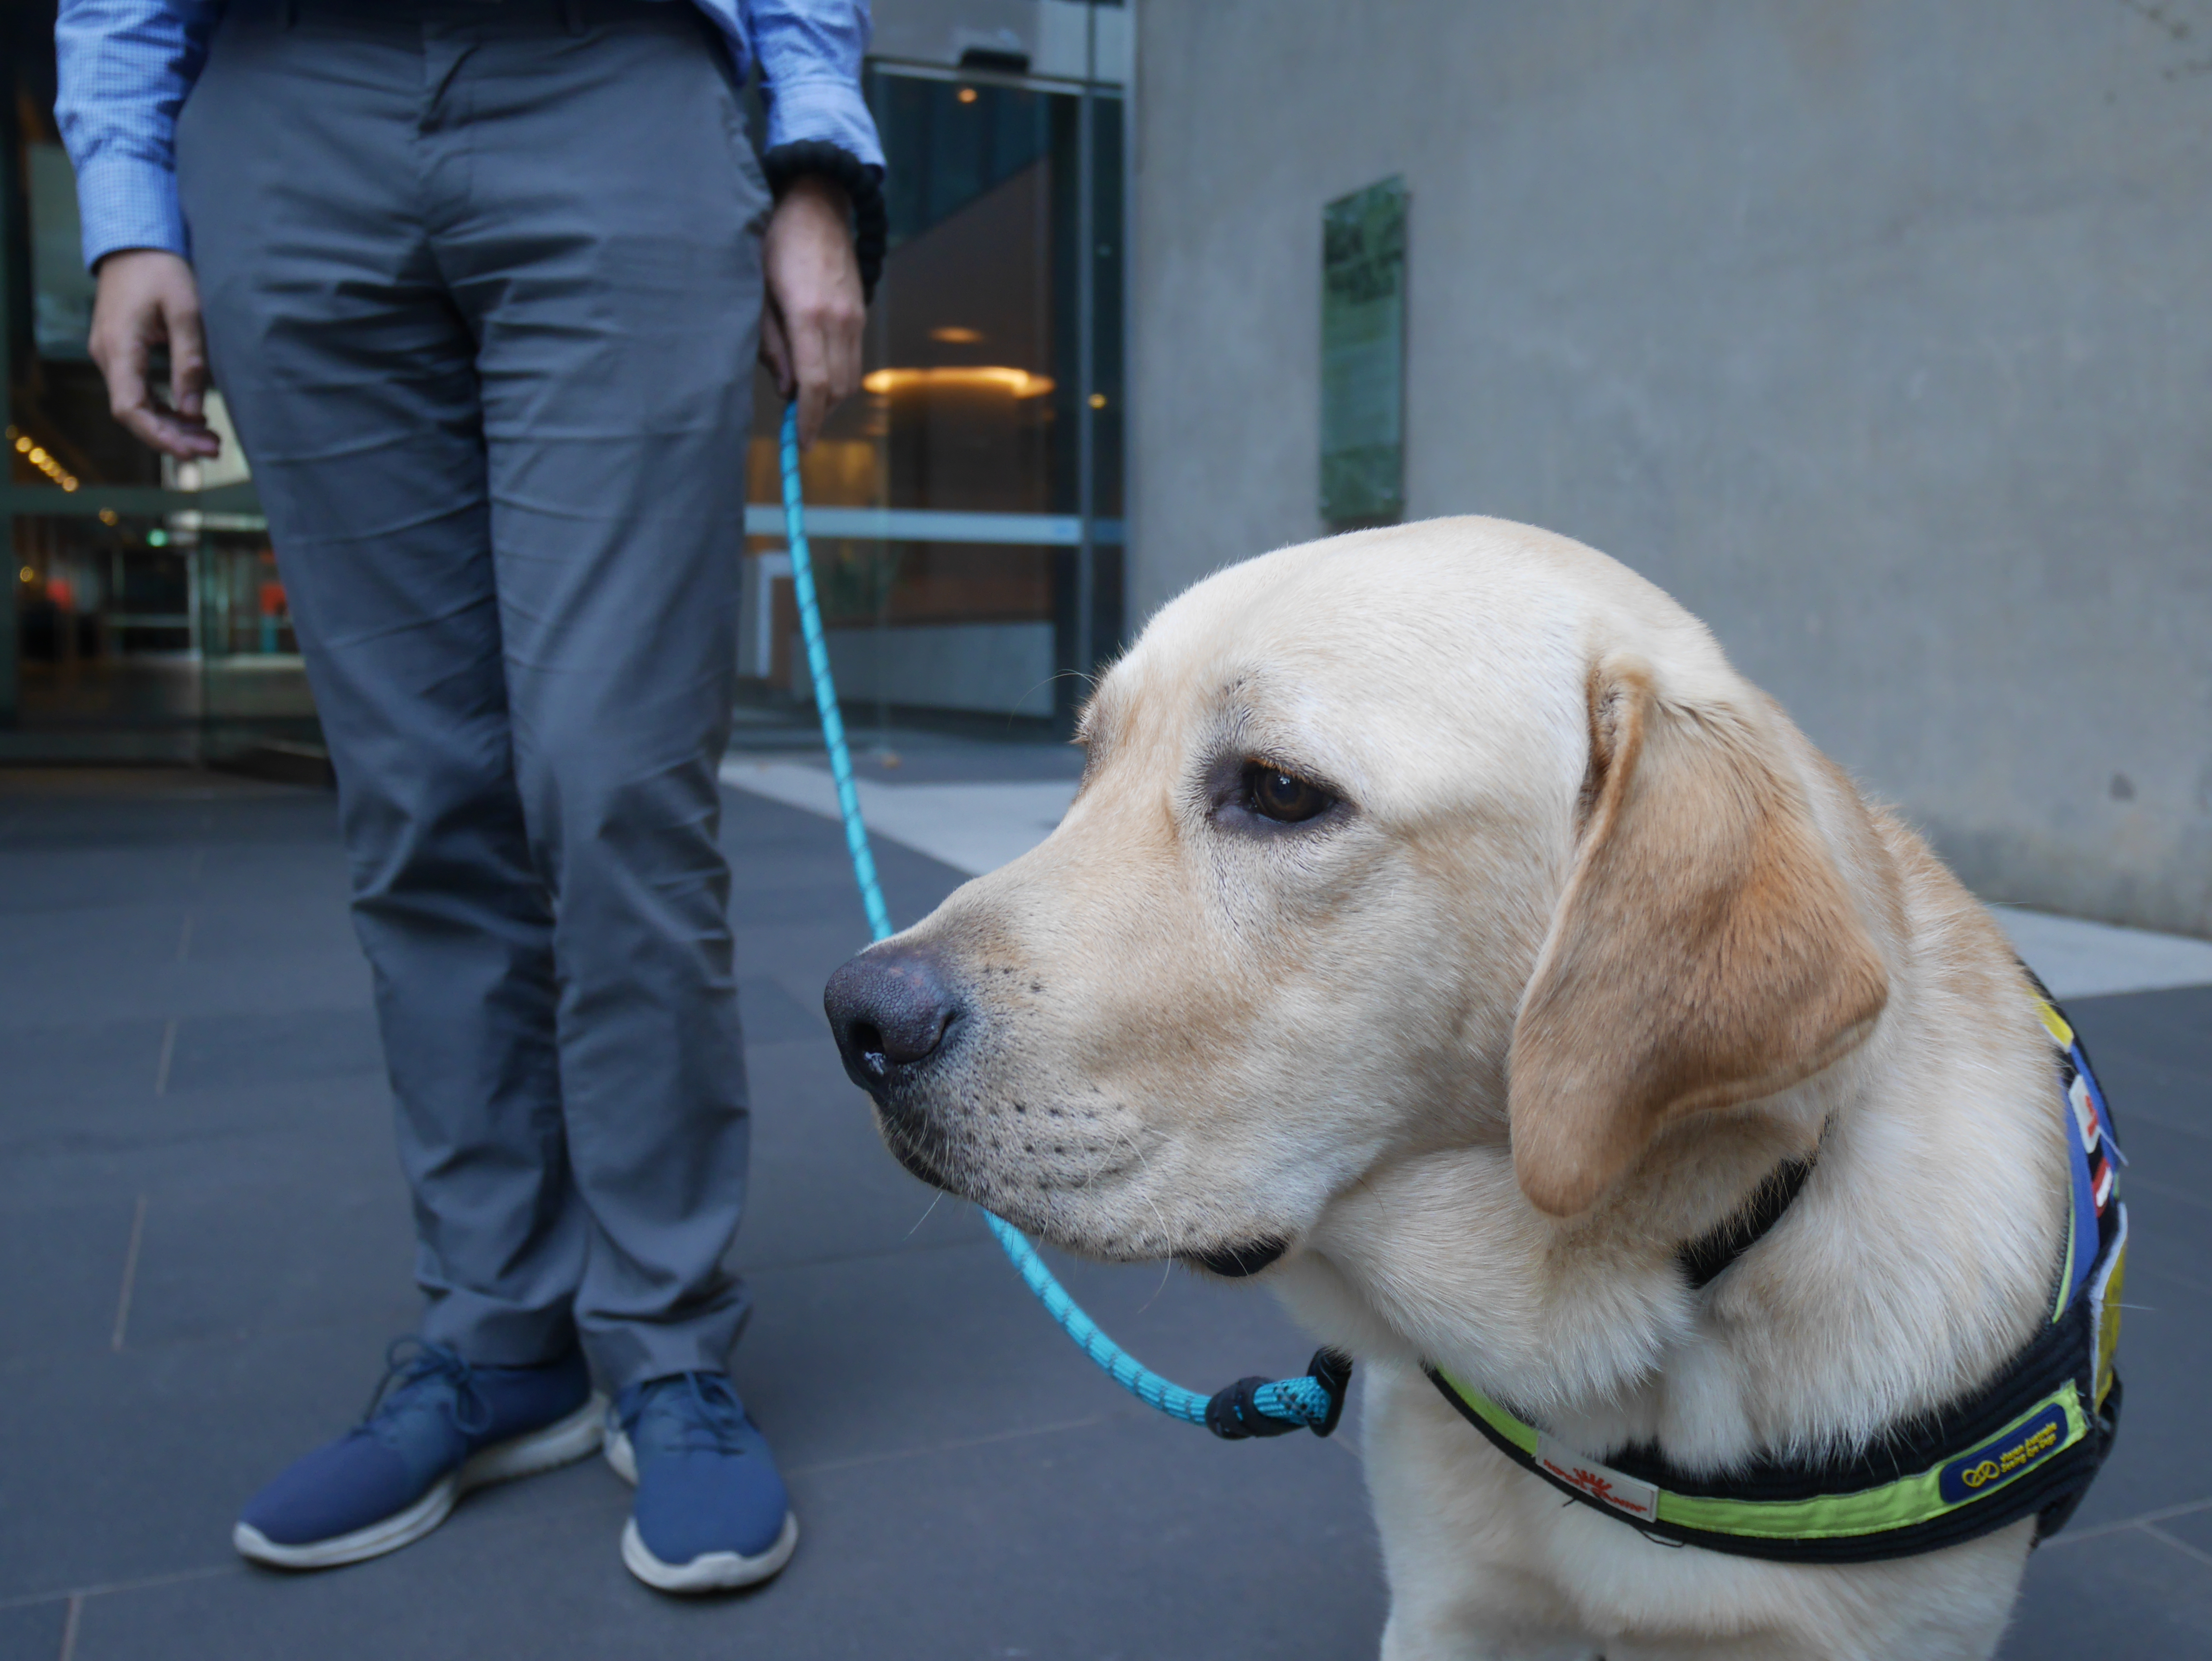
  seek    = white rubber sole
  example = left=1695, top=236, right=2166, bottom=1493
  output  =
left=232, top=1392, right=607, bottom=1570
left=604, top=1422, right=800, bottom=1593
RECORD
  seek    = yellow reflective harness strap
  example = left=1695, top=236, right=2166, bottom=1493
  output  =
left=1429, top=1369, right=2092, bottom=1545
left=1657, top=1388, right=2087, bottom=1541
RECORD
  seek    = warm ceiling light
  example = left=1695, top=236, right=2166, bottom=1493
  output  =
left=1088, top=392, right=1108, bottom=409
left=98, top=509, right=118, bottom=525
left=62, top=477, right=78, bottom=491
left=12, top=435, right=28, bottom=453
left=956, top=86, right=978, bottom=104
left=863, top=366, right=1055, bottom=398
left=929, top=326, right=984, bottom=344
left=17, top=567, right=32, bottom=583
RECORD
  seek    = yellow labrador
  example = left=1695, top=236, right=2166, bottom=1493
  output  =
left=825, top=517, right=2109, bottom=1660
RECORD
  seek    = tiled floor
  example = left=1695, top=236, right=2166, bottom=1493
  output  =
left=0, top=754, right=2205, bottom=1661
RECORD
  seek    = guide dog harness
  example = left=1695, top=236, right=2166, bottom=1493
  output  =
left=1427, top=977, right=2127, bottom=1563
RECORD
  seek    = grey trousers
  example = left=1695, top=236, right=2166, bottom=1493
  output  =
left=176, top=0, right=767, bottom=1390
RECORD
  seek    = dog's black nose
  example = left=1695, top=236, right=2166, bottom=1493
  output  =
left=825, top=943, right=963, bottom=1092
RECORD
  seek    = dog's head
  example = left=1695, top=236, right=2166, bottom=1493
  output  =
left=825, top=519, right=1889, bottom=1275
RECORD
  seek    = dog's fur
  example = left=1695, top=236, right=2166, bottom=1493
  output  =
left=855, top=518, right=2070, bottom=1659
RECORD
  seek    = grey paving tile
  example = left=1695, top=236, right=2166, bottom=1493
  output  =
left=0, top=1065, right=395, bottom=1184
left=0, top=1192, right=142, bottom=1360
left=0, top=844, right=200, bottom=916
left=721, top=786, right=974, bottom=935
left=2057, top=1259, right=2212, bottom=1532
left=0, top=1320, right=418, bottom=1602
left=0, top=1015, right=170, bottom=1111
left=727, top=875, right=886, bottom=929
left=2084, top=1050, right=2212, bottom=1143
left=0, top=903, right=184, bottom=1023
left=736, top=1036, right=988, bottom=1273
left=2115, top=1117, right=2212, bottom=1213
left=2068, top=985, right=2212, bottom=1091
left=162, top=1007, right=385, bottom=1095
left=736, top=975, right=826, bottom=1047
left=119, top=1174, right=417, bottom=1354
left=0, top=916, right=372, bottom=1029
left=189, top=837, right=353, bottom=903
left=739, top=921, right=883, bottom=1011
left=2004, top=1524, right=2212, bottom=1657
left=0, top=776, right=338, bottom=855
left=183, top=902, right=361, bottom=969
left=66, top=1413, right=1378, bottom=1661
left=2158, top=1504, right=2212, bottom=1558
left=0, top=1597, right=70, bottom=1661
left=2119, top=1180, right=2212, bottom=1280
left=731, top=1239, right=1340, bottom=1478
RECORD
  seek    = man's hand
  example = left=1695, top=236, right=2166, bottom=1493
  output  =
left=88, top=250, right=220, bottom=460
left=760, top=175, right=865, bottom=449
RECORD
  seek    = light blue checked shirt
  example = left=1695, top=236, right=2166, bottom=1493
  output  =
left=55, top=0, right=883, bottom=270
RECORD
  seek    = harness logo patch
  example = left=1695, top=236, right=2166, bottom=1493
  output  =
left=1937, top=1403, right=2068, bottom=1506
left=1534, top=1435, right=1659, bottom=1522
left=2069, top=1074, right=2102, bottom=1155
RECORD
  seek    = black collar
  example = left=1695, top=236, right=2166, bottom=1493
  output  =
left=1675, top=1152, right=1818, bottom=1291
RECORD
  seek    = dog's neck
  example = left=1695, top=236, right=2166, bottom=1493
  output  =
left=1282, top=839, right=2069, bottom=1472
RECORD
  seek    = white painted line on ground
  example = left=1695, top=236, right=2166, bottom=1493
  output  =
left=1991, top=905, right=2212, bottom=1000
left=720, top=757, right=2212, bottom=998
left=718, top=757, right=1078, bottom=879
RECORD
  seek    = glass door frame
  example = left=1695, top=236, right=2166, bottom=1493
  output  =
left=816, top=35, right=1126, bottom=731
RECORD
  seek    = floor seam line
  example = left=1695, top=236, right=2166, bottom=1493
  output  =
left=0, top=1564, right=236, bottom=1615
left=2038, top=1494, right=2212, bottom=1546
left=153, top=1018, right=177, bottom=1098
left=785, top=1413, right=1110, bottom=1479
left=2140, top=1521, right=2212, bottom=1572
left=109, top=1195, right=147, bottom=1352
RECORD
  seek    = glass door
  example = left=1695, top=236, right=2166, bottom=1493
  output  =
left=737, top=53, right=1125, bottom=739
left=3, top=18, right=314, bottom=770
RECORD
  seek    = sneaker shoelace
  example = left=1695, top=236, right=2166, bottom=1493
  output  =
left=641, top=1371, right=751, bottom=1457
left=360, top=1337, right=492, bottom=1442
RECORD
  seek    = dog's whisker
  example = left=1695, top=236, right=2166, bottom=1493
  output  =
left=904, top=1187, right=946, bottom=1239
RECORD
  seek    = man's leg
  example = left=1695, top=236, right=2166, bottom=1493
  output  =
left=427, top=1, right=764, bottom=1394
left=176, top=0, right=585, bottom=1368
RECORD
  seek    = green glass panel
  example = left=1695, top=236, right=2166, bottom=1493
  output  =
left=1320, top=176, right=1407, bottom=528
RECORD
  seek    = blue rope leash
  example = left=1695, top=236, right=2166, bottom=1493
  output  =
left=777, top=404, right=1346, bottom=1440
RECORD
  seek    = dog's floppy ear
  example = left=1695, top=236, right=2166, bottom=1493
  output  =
left=1507, top=657, right=1888, bottom=1218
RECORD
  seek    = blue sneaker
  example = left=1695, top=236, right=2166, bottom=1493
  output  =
left=233, top=1340, right=605, bottom=1569
left=605, top=1372, right=798, bottom=1592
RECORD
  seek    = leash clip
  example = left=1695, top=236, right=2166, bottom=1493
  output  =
left=1204, top=1348, right=1354, bottom=1441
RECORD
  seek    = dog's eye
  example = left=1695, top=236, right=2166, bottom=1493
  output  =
left=1243, top=762, right=1334, bottom=824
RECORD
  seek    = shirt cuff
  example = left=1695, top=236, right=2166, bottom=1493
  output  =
left=74, top=150, right=190, bottom=270
left=763, top=75, right=885, bottom=173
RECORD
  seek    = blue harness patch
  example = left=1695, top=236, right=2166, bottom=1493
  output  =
left=1938, top=1401, right=2071, bottom=1506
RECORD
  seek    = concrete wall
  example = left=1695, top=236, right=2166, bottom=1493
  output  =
left=1127, top=0, right=2212, bottom=936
